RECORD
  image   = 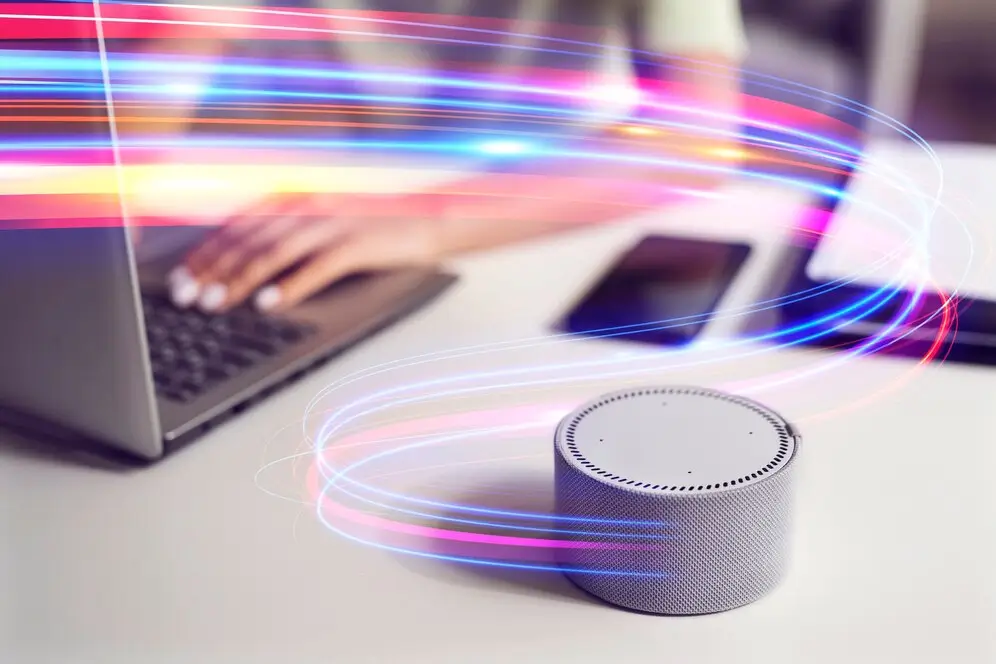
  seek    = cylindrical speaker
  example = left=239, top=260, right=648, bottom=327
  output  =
left=553, top=386, right=801, bottom=615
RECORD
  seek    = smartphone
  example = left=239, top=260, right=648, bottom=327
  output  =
left=555, top=235, right=751, bottom=346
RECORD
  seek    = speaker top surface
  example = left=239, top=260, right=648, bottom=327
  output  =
left=555, top=386, right=797, bottom=496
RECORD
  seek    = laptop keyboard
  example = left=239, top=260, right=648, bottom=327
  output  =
left=141, top=295, right=314, bottom=404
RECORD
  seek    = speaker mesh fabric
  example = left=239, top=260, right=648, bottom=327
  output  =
left=553, top=386, right=801, bottom=615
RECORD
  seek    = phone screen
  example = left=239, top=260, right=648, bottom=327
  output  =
left=557, top=235, right=751, bottom=346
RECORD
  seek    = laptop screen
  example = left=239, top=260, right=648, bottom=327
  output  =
left=34, top=0, right=600, bottom=248
left=2, top=0, right=482, bottom=261
left=0, top=0, right=126, bottom=230
left=806, top=14, right=996, bottom=302
left=805, top=140, right=995, bottom=301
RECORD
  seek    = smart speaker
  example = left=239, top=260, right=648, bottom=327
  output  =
left=553, top=386, right=801, bottom=615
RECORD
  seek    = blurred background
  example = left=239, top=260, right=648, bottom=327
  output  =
left=910, top=0, right=996, bottom=143
left=743, top=0, right=996, bottom=144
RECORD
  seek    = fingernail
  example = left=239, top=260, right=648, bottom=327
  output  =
left=254, top=286, right=282, bottom=312
left=167, top=266, right=193, bottom=287
left=198, top=283, right=227, bottom=312
left=170, top=278, right=200, bottom=309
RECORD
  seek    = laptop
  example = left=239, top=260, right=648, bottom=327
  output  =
left=0, top=9, right=456, bottom=462
left=779, top=140, right=996, bottom=362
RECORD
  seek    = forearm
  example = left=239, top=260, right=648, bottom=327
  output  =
left=421, top=59, right=744, bottom=257
left=422, top=172, right=647, bottom=256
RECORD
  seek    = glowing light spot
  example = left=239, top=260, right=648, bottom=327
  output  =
left=160, top=81, right=204, bottom=97
left=0, top=164, right=43, bottom=180
left=476, top=140, right=533, bottom=156
left=710, top=146, right=747, bottom=161
left=672, top=187, right=724, bottom=200
left=620, top=125, right=659, bottom=137
left=142, top=175, right=225, bottom=193
left=584, top=84, right=642, bottom=107
left=816, top=185, right=843, bottom=198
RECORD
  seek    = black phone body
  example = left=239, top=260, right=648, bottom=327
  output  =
left=556, top=235, right=752, bottom=347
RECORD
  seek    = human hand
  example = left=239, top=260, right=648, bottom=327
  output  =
left=165, top=160, right=721, bottom=315
left=166, top=192, right=442, bottom=313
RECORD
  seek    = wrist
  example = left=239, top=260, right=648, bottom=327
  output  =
left=399, top=192, right=457, bottom=262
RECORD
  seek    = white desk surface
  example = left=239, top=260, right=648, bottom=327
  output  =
left=2, top=179, right=996, bottom=664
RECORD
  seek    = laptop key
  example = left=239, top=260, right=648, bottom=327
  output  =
left=174, top=330, right=197, bottom=348
left=221, top=350, right=254, bottom=368
left=180, top=352, right=207, bottom=370
left=208, top=318, right=231, bottom=336
left=142, top=295, right=312, bottom=400
left=196, top=339, right=222, bottom=357
left=162, top=388, right=195, bottom=403
left=154, top=345, right=179, bottom=365
left=179, top=376, right=207, bottom=393
left=147, top=325, right=169, bottom=342
left=179, top=312, right=207, bottom=331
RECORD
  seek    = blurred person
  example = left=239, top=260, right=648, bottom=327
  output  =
left=162, top=0, right=749, bottom=313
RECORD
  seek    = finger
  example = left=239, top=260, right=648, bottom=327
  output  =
left=203, top=220, right=351, bottom=312
left=184, top=193, right=301, bottom=277
left=194, top=212, right=301, bottom=294
left=167, top=194, right=304, bottom=307
left=253, top=245, right=362, bottom=312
